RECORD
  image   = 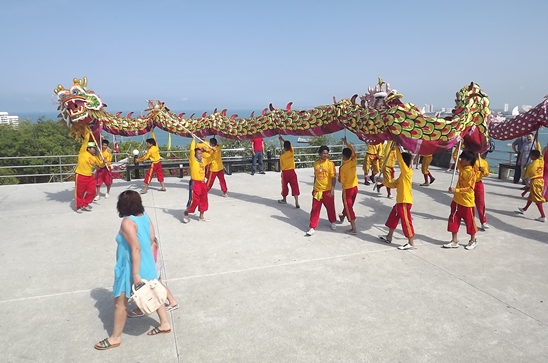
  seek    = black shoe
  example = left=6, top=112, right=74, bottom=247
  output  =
left=430, top=177, right=436, bottom=185
left=259, top=171, right=265, bottom=174
left=364, top=180, right=370, bottom=186
left=251, top=172, right=255, bottom=176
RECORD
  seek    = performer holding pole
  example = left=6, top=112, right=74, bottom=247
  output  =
left=94, top=138, right=113, bottom=200
left=136, top=129, right=166, bottom=194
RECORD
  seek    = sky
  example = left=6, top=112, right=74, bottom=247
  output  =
left=1, top=0, right=547, bottom=115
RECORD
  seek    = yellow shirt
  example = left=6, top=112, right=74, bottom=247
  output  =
left=313, top=158, right=336, bottom=192
left=189, top=139, right=206, bottom=181
left=383, top=142, right=397, bottom=168
left=383, top=148, right=413, bottom=204
left=339, top=142, right=358, bottom=189
left=75, top=128, right=98, bottom=176
left=474, top=158, right=489, bottom=182
left=524, top=158, right=544, bottom=180
left=137, top=132, right=161, bottom=163
left=453, top=165, right=476, bottom=207
left=366, top=143, right=381, bottom=155
left=208, top=145, right=224, bottom=172
left=97, top=148, right=112, bottom=168
left=280, top=147, right=296, bottom=171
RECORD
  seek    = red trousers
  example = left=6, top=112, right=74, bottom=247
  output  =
left=95, top=167, right=113, bottom=187
left=187, top=180, right=208, bottom=213
left=385, top=203, right=415, bottom=238
left=206, top=169, right=228, bottom=193
left=281, top=169, right=300, bottom=197
left=474, top=181, right=487, bottom=224
left=144, top=162, right=164, bottom=184
left=342, top=186, right=358, bottom=221
left=447, top=201, right=478, bottom=235
left=309, top=191, right=336, bottom=228
left=75, top=174, right=95, bottom=209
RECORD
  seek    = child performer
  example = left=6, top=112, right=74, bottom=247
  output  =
left=127, top=237, right=178, bottom=318
left=376, top=141, right=397, bottom=199
left=337, top=137, right=359, bottom=234
left=444, top=150, right=478, bottom=250
left=362, top=142, right=381, bottom=185
left=204, top=138, right=228, bottom=197
left=378, top=146, right=416, bottom=250
left=95, top=138, right=113, bottom=200
left=419, top=154, right=436, bottom=186
left=183, top=137, right=210, bottom=223
left=474, top=153, right=490, bottom=230
left=278, top=136, right=300, bottom=208
left=306, top=146, right=337, bottom=236
left=136, top=130, right=166, bottom=194
left=517, top=150, right=546, bottom=222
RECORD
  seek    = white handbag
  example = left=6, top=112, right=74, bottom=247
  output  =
left=128, top=279, right=167, bottom=315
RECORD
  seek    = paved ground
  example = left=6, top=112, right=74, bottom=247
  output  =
left=1, top=166, right=547, bottom=363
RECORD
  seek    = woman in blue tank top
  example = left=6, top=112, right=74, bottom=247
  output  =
left=95, top=190, right=171, bottom=350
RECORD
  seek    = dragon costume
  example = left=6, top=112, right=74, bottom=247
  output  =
left=54, top=77, right=544, bottom=154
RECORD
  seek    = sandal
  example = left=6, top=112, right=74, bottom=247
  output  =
left=345, top=229, right=357, bottom=235
left=378, top=235, right=392, bottom=243
left=127, top=308, right=144, bottom=318
left=147, top=326, right=171, bottom=336
left=94, top=338, right=120, bottom=350
left=159, top=188, right=167, bottom=192
left=166, top=304, right=179, bottom=313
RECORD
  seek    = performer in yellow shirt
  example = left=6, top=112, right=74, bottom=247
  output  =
left=204, top=138, right=228, bottom=197
left=362, top=143, right=381, bottom=185
left=444, top=150, right=478, bottom=250
left=183, top=138, right=209, bottom=223
left=517, top=150, right=546, bottom=222
left=474, top=153, right=490, bottom=230
left=338, top=137, right=358, bottom=235
left=136, top=131, right=166, bottom=194
left=306, top=145, right=337, bottom=236
left=94, top=138, right=113, bottom=201
left=278, top=136, right=300, bottom=208
left=378, top=147, right=416, bottom=250
left=376, top=141, right=397, bottom=198
left=75, top=128, right=99, bottom=213
left=419, top=154, right=436, bottom=186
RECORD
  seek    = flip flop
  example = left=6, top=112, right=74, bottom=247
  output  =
left=159, top=188, right=167, bottom=192
left=127, top=309, right=144, bottom=318
left=345, top=230, right=357, bottom=235
left=378, top=235, right=392, bottom=243
left=166, top=304, right=179, bottom=313
left=94, top=338, right=120, bottom=350
left=147, top=326, right=172, bottom=336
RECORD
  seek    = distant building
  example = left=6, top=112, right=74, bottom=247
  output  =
left=504, top=103, right=509, bottom=112
left=0, top=112, right=19, bottom=127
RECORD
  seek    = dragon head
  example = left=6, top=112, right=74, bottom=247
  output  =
left=54, top=77, right=105, bottom=137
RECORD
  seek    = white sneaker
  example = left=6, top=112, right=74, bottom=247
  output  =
left=465, top=240, right=478, bottom=250
left=223, top=193, right=228, bottom=197
left=536, top=217, right=546, bottom=222
left=82, top=205, right=92, bottom=212
left=481, top=223, right=489, bottom=230
left=306, top=228, right=315, bottom=236
left=443, top=241, right=459, bottom=249
left=387, top=195, right=394, bottom=199
left=330, top=223, right=337, bottom=231
left=76, top=208, right=83, bottom=214
left=94, top=195, right=100, bottom=201
left=398, top=243, right=414, bottom=250
left=517, top=207, right=525, bottom=214
left=105, top=193, right=109, bottom=199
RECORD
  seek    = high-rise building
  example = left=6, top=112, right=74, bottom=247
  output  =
left=504, top=103, right=509, bottom=112
left=0, top=112, right=19, bottom=127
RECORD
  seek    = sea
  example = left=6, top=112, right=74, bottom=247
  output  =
left=16, top=111, right=548, bottom=165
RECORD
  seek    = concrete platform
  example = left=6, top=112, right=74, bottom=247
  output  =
left=0, top=166, right=547, bottom=362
